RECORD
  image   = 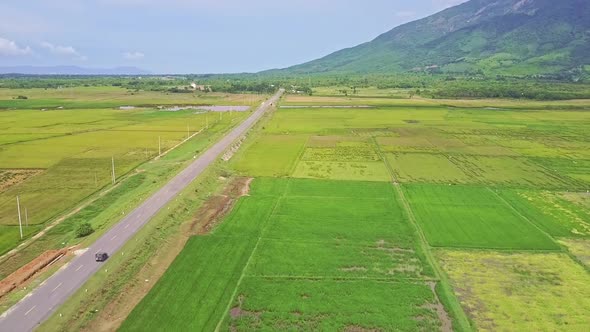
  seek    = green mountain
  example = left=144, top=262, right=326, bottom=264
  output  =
left=277, top=0, right=590, bottom=76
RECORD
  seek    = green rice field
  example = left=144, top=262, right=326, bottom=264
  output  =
left=127, top=94, right=590, bottom=331
left=35, top=91, right=590, bottom=331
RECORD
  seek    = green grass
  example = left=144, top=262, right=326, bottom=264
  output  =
left=119, top=236, right=258, bottom=332
left=404, top=184, right=559, bottom=250
left=249, top=239, right=429, bottom=279
left=498, top=190, right=590, bottom=238
left=121, top=178, right=445, bottom=331
left=0, top=86, right=265, bottom=110
left=221, top=278, right=442, bottom=331
left=449, top=155, right=571, bottom=189
left=232, top=134, right=307, bottom=177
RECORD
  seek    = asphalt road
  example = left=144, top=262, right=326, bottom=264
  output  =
left=0, top=89, right=284, bottom=332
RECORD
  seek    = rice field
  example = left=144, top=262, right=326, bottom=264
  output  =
left=82, top=92, right=590, bottom=331
left=121, top=178, right=447, bottom=331
left=0, top=88, right=254, bottom=255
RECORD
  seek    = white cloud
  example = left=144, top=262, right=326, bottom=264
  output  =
left=0, top=37, right=31, bottom=56
left=123, top=51, right=145, bottom=60
left=40, top=41, right=86, bottom=60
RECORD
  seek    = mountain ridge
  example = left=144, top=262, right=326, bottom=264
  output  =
left=272, top=0, right=590, bottom=76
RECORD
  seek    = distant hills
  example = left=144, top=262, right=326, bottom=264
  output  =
left=0, top=66, right=151, bottom=75
left=276, top=0, right=590, bottom=76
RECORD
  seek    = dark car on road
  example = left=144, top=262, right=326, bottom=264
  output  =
left=95, top=252, right=108, bottom=262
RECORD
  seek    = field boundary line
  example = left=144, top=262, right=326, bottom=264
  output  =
left=248, top=275, right=437, bottom=282
left=487, top=188, right=590, bottom=272
left=214, top=179, right=290, bottom=331
left=486, top=188, right=560, bottom=249
left=374, top=137, right=473, bottom=332
left=257, top=237, right=415, bottom=248
left=288, top=134, right=311, bottom=176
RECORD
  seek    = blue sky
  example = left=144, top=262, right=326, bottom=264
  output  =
left=0, top=0, right=466, bottom=74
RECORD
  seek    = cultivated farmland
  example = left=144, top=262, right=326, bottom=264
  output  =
left=52, top=91, right=590, bottom=331
left=0, top=87, right=259, bottom=256
left=123, top=97, right=590, bottom=330
left=121, top=178, right=448, bottom=331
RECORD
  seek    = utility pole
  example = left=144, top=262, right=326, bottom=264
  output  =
left=158, top=136, right=162, bottom=156
left=187, top=124, right=190, bottom=139
left=206, top=114, right=209, bottom=129
left=111, top=156, right=116, bottom=185
left=25, top=207, right=28, bottom=227
left=16, top=196, right=23, bottom=239
left=94, top=171, right=98, bottom=187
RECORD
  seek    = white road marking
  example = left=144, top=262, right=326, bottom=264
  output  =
left=51, top=283, right=62, bottom=293
left=75, top=265, right=84, bottom=272
left=124, top=223, right=130, bottom=229
left=24, top=306, right=36, bottom=316
left=111, top=235, right=117, bottom=241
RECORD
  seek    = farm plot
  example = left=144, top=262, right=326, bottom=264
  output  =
left=0, top=105, right=246, bottom=253
left=292, top=161, right=391, bottom=182
left=386, top=153, right=471, bottom=184
left=403, top=184, right=559, bottom=250
left=497, top=190, right=590, bottom=237
left=292, top=136, right=391, bottom=182
left=265, top=107, right=446, bottom=135
left=232, top=134, right=307, bottom=177
left=122, top=178, right=447, bottom=331
left=448, top=155, right=572, bottom=189
left=377, top=136, right=435, bottom=153
left=559, top=239, right=590, bottom=267
left=533, top=157, right=590, bottom=187
left=116, top=236, right=258, bottom=332
left=437, top=250, right=590, bottom=331
left=221, top=278, right=443, bottom=331
left=121, top=182, right=280, bottom=332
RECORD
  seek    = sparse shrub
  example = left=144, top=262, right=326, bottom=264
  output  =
left=76, top=222, right=94, bottom=238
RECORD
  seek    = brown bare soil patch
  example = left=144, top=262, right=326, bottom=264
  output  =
left=0, top=248, right=67, bottom=299
left=192, top=177, right=253, bottom=235
left=0, top=169, right=43, bottom=192
left=426, top=281, right=453, bottom=332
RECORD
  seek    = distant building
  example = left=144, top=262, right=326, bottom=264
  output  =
left=190, top=83, right=211, bottom=92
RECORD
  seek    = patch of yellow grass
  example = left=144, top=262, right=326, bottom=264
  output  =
left=437, top=250, right=590, bottom=331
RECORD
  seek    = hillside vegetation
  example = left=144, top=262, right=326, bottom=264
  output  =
left=278, top=0, right=590, bottom=78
